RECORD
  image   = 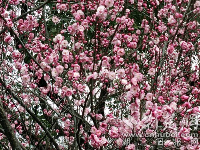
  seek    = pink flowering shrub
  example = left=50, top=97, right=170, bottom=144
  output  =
left=0, top=0, right=200, bottom=149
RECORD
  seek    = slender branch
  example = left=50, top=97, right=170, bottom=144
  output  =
left=15, top=0, right=51, bottom=21
left=0, top=15, right=55, bottom=82
left=0, top=77, right=60, bottom=150
left=0, top=102, right=21, bottom=150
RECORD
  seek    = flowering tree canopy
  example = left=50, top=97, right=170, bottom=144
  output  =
left=0, top=0, right=200, bottom=149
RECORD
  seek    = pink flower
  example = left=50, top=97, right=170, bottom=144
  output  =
left=121, top=79, right=128, bottom=85
left=77, top=84, right=85, bottom=92
left=126, top=91, right=133, bottom=101
left=180, top=41, right=188, bottom=50
left=158, top=96, right=165, bottom=104
left=134, top=72, right=143, bottom=81
left=65, top=89, right=73, bottom=96
left=194, top=1, right=200, bottom=8
left=6, top=19, right=13, bottom=27
left=168, top=15, right=176, bottom=25
left=96, top=114, right=103, bottom=120
left=105, top=0, right=114, bottom=8
left=44, top=55, right=53, bottom=64
left=109, top=126, right=119, bottom=138
left=91, top=126, right=97, bottom=134
left=22, top=75, right=30, bottom=83
left=146, top=93, right=153, bottom=101
left=146, top=101, right=153, bottom=109
left=52, top=68, right=58, bottom=77
left=96, top=5, right=107, bottom=20
left=116, top=138, right=123, bottom=147
left=181, top=95, right=189, bottom=101
left=18, top=106, right=25, bottom=112
left=56, top=65, right=64, bottom=74
left=67, top=70, right=74, bottom=77
left=170, top=102, right=177, bottom=111
left=99, top=137, right=108, bottom=146
left=61, top=40, right=68, bottom=48
left=131, top=78, right=137, bottom=86
left=73, top=72, right=80, bottom=80
left=192, top=107, right=200, bottom=113
left=62, top=50, right=70, bottom=56
left=126, top=144, right=135, bottom=150
left=148, top=68, right=155, bottom=76
left=29, top=33, right=34, bottom=40
left=117, top=69, right=125, bottom=78
left=4, top=35, right=13, bottom=44
left=117, top=48, right=125, bottom=56
left=95, top=130, right=102, bottom=137
left=108, top=71, right=116, bottom=80
left=53, top=34, right=64, bottom=43
left=76, top=10, right=84, bottom=16
left=52, top=16, right=60, bottom=24
left=12, top=50, right=21, bottom=59
left=73, top=64, right=80, bottom=72
left=167, top=44, right=174, bottom=54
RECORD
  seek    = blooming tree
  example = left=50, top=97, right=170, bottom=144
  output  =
left=0, top=0, right=200, bottom=149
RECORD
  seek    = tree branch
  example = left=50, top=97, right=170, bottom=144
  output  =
left=0, top=102, right=21, bottom=150
left=0, top=77, right=60, bottom=150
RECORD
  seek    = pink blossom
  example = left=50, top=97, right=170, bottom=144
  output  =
left=91, top=126, right=97, bottom=134
left=29, top=33, right=34, bottom=40
left=61, top=40, right=68, bottom=48
left=126, top=144, right=135, bottom=150
left=22, top=75, right=30, bottom=83
left=52, top=68, right=58, bottom=77
left=95, top=130, right=102, bottom=137
left=158, top=96, right=165, bottom=104
left=53, top=34, right=64, bottom=43
left=167, top=44, right=174, bottom=54
left=117, top=69, right=125, bottom=78
left=56, top=65, right=64, bottom=74
left=62, top=50, right=70, bottom=56
left=181, top=95, right=189, bottom=101
left=131, top=78, right=137, bottom=86
left=18, top=106, right=25, bottom=112
left=44, top=55, right=53, bottom=64
left=115, top=138, right=123, bottom=147
left=65, top=89, right=73, bottom=96
left=194, top=1, right=200, bottom=8
left=146, top=101, right=153, bottom=109
left=99, top=137, right=108, bottom=146
left=96, top=5, right=107, bottom=20
left=52, top=16, right=60, bottom=24
left=121, top=79, right=128, bottom=85
left=170, top=102, right=177, bottom=111
left=105, top=0, right=114, bottom=8
left=146, top=93, right=153, bottom=101
left=73, top=72, right=80, bottom=80
left=108, top=71, right=116, bottom=80
left=134, top=72, right=143, bottom=81
left=4, top=35, right=13, bottom=44
left=148, top=68, right=156, bottom=76
left=109, top=126, right=119, bottom=138
left=168, top=15, right=176, bottom=25
left=12, top=50, right=21, bottom=59
left=73, top=64, right=80, bottom=72
left=180, top=41, right=188, bottom=50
